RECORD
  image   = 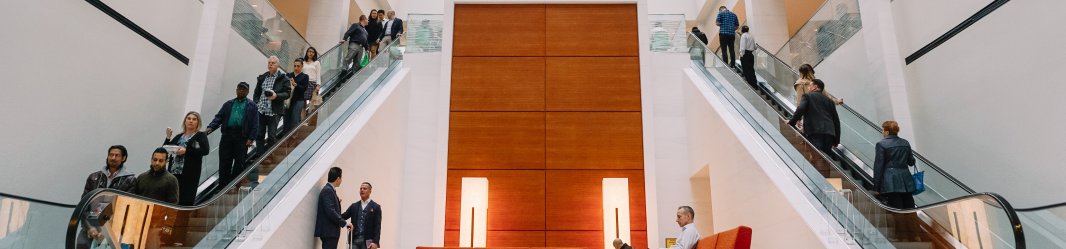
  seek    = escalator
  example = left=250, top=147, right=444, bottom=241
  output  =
left=688, top=34, right=1025, bottom=248
left=64, top=37, right=402, bottom=249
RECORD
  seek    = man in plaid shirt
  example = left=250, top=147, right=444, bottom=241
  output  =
left=253, top=56, right=291, bottom=157
left=716, top=6, right=740, bottom=68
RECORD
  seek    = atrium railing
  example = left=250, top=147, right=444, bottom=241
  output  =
left=67, top=38, right=404, bottom=249
left=231, top=0, right=312, bottom=70
left=407, top=14, right=443, bottom=53
left=691, top=33, right=1024, bottom=248
left=0, top=192, right=75, bottom=248
left=649, top=14, right=688, bottom=52
left=774, top=0, right=863, bottom=68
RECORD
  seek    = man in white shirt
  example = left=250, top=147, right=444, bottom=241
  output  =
left=380, top=10, right=404, bottom=48
left=738, top=25, right=757, bottom=87
left=665, top=206, right=701, bottom=249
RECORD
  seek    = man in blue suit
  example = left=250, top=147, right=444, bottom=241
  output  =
left=343, top=182, right=382, bottom=249
left=380, top=10, right=404, bottom=47
left=315, top=167, right=351, bottom=249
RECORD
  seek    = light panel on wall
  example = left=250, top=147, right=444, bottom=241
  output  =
left=459, top=177, right=488, bottom=247
left=603, top=178, right=631, bottom=249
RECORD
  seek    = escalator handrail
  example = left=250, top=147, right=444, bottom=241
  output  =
left=66, top=40, right=402, bottom=249
left=691, top=35, right=1025, bottom=248
left=748, top=40, right=980, bottom=195
left=0, top=191, right=77, bottom=208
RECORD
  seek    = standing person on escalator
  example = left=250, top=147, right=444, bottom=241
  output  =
left=873, top=120, right=917, bottom=209
left=788, top=79, right=840, bottom=156
left=715, top=6, right=739, bottom=69
left=341, top=15, right=369, bottom=72
left=739, top=25, right=756, bottom=88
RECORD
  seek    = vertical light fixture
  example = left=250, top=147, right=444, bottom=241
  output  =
left=603, top=178, right=631, bottom=249
left=460, top=177, right=488, bottom=247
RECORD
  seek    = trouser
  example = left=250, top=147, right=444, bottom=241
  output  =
left=320, top=236, right=339, bottom=249
left=719, top=34, right=736, bottom=68
left=881, top=192, right=915, bottom=209
left=352, top=234, right=368, bottom=249
left=286, top=99, right=306, bottom=133
left=257, top=113, right=279, bottom=156
left=344, top=42, right=365, bottom=70
left=218, top=133, right=248, bottom=187
left=806, top=133, right=836, bottom=156
left=380, top=36, right=394, bottom=49
left=741, top=50, right=756, bottom=87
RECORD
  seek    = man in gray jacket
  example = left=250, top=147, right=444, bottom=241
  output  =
left=788, top=79, right=840, bottom=155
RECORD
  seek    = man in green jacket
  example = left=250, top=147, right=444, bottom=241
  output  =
left=131, top=147, right=180, bottom=204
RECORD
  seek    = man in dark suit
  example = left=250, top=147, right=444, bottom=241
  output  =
left=343, top=182, right=382, bottom=249
left=380, top=10, right=404, bottom=48
left=788, top=79, right=841, bottom=155
left=316, top=167, right=351, bottom=249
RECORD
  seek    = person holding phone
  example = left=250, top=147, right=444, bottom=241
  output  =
left=286, top=59, right=309, bottom=133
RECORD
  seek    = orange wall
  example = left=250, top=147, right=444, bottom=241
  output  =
left=448, top=4, right=645, bottom=248
left=269, top=0, right=311, bottom=36
left=785, top=0, right=824, bottom=37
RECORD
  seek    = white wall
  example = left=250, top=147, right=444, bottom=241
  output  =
left=642, top=52, right=700, bottom=245
left=901, top=0, right=1066, bottom=207
left=395, top=52, right=448, bottom=249
left=101, top=0, right=204, bottom=56
left=0, top=0, right=193, bottom=204
left=207, top=30, right=272, bottom=114
left=811, top=32, right=890, bottom=123
left=890, top=0, right=989, bottom=57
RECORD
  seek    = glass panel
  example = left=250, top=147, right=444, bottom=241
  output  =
left=774, top=0, right=862, bottom=68
left=1020, top=207, right=1066, bottom=248
left=649, top=14, right=688, bottom=52
left=0, top=194, right=73, bottom=249
left=231, top=0, right=312, bottom=70
left=688, top=33, right=1022, bottom=248
left=407, top=14, right=443, bottom=53
left=70, top=38, right=404, bottom=248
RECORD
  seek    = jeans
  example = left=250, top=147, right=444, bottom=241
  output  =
left=256, top=113, right=279, bottom=156
left=286, top=100, right=306, bottom=133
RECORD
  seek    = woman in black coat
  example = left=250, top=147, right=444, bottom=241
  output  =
left=366, top=10, right=385, bottom=57
left=164, top=111, right=211, bottom=205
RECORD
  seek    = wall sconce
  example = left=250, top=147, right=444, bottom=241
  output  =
left=603, top=178, right=631, bottom=249
left=460, top=177, right=488, bottom=247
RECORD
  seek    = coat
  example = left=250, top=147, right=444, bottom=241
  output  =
left=315, top=183, right=346, bottom=238
left=874, top=135, right=917, bottom=193
left=164, top=131, right=210, bottom=205
left=343, top=200, right=382, bottom=246
left=254, top=72, right=292, bottom=116
left=788, top=90, right=841, bottom=144
left=206, top=97, right=260, bottom=139
left=83, top=167, right=137, bottom=196
left=383, top=18, right=404, bottom=40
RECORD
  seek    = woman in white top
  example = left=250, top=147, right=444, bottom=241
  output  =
left=739, top=25, right=757, bottom=88
left=302, top=47, right=322, bottom=117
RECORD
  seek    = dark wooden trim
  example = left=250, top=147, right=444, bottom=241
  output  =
left=905, top=0, right=1009, bottom=65
left=85, top=0, right=190, bottom=65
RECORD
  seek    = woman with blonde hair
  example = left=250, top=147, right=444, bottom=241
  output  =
left=794, top=64, right=843, bottom=105
left=163, top=111, right=211, bottom=205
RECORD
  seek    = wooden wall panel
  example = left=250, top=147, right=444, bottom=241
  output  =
left=445, top=170, right=546, bottom=231
left=452, top=57, right=546, bottom=111
left=546, top=57, right=641, bottom=111
left=454, top=5, right=546, bottom=56
left=546, top=4, right=638, bottom=56
left=444, top=230, right=547, bottom=247
left=449, top=112, right=546, bottom=169
left=546, top=112, right=644, bottom=169
left=545, top=170, right=647, bottom=230
left=545, top=231, right=647, bottom=249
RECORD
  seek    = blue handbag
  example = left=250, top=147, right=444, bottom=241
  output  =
left=911, top=166, right=925, bottom=195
